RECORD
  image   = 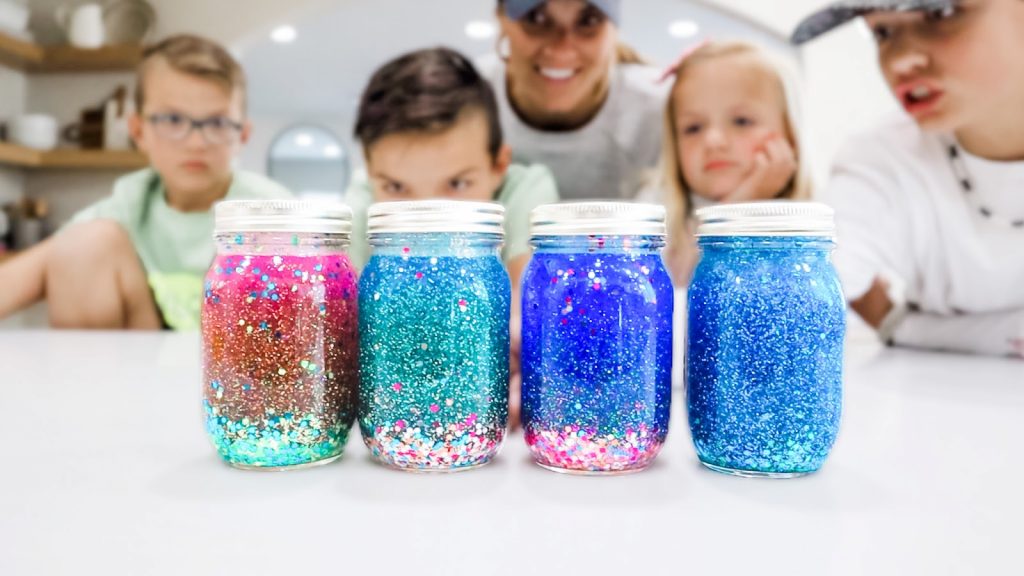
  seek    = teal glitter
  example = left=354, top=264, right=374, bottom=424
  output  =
left=358, top=233, right=510, bottom=471
left=203, top=400, right=349, bottom=468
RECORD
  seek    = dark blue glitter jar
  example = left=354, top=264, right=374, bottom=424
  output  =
left=686, top=202, right=845, bottom=478
left=521, top=203, right=673, bottom=474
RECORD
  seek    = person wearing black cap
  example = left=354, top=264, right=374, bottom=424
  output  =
left=478, top=0, right=667, bottom=200
left=792, top=0, right=1024, bottom=358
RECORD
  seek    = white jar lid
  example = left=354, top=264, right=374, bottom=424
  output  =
left=367, top=200, right=505, bottom=235
left=214, top=200, right=352, bottom=235
left=530, top=202, right=666, bottom=237
left=695, top=201, right=835, bottom=237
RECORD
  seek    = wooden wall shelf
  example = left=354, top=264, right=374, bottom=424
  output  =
left=0, top=142, right=147, bottom=170
left=0, top=31, right=142, bottom=73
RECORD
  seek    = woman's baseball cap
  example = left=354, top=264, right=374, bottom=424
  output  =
left=503, top=0, right=620, bottom=26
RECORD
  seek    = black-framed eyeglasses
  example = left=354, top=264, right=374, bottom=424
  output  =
left=146, top=112, right=244, bottom=145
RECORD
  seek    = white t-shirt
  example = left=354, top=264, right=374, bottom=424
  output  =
left=478, top=55, right=668, bottom=201
left=827, top=113, right=1024, bottom=356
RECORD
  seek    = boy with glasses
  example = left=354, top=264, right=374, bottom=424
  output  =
left=0, top=34, right=290, bottom=330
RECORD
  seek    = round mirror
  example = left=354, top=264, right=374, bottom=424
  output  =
left=268, top=125, right=351, bottom=200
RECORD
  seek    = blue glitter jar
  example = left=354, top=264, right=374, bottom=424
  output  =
left=686, top=202, right=845, bottom=478
left=358, top=201, right=510, bottom=472
left=521, top=203, right=673, bottom=474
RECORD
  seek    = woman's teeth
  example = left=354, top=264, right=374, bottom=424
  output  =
left=540, top=68, right=575, bottom=80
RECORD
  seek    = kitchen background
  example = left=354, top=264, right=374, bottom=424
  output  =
left=0, top=0, right=896, bottom=326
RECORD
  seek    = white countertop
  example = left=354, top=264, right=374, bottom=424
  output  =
left=1, top=330, right=1021, bottom=576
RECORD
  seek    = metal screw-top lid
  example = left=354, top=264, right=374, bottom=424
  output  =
left=695, top=201, right=835, bottom=237
left=214, top=199, right=352, bottom=235
left=530, top=202, right=666, bottom=237
left=367, top=200, right=505, bottom=235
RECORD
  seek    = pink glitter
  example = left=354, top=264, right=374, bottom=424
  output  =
left=363, top=419, right=504, bottom=471
left=429, top=404, right=440, bottom=413
left=392, top=382, right=403, bottom=392
left=525, top=423, right=664, bottom=473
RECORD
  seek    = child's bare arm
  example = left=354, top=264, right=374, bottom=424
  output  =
left=853, top=277, right=1024, bottom=359
left=851, top=277, right=893, bottom=329
left=889, top=309, right=1024, bottom=359
left=0, top=240, right=51, bottom=320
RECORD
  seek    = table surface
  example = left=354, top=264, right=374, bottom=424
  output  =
left=1, top=330, right=1021, bottom=576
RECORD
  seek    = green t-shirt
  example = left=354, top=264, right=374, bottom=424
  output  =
left=345, top=163, right=560, bottom=269
left=69, top=168, right=292, bottom=329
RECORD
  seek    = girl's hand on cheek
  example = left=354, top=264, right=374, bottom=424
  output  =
left=726, top=133, right=797, bottom=203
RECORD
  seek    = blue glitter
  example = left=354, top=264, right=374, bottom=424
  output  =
left=686, top=236, right=845, bottom=477
left=521, top=236, right=673, bottom=473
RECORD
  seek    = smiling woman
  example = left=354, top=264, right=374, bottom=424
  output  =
left=481, top=0, right=668, bottom=200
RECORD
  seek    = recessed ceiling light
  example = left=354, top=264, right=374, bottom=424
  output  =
left=668, top=20, right=700, bottom=39
left=465, top=20, right=497, bottom=40
left=271, top=25, right=297, bottom=44
left=294, top=133, right=314, bottom=147
left=324, top=145, right=342, bottom=158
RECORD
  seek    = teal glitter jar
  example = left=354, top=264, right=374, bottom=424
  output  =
left=687, top=202, right=845, bottom=478
left=358, top=201, right=510, bottom=472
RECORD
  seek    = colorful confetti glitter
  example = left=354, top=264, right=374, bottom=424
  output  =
left=521, top=237, right=673, bottom=474
left=359, top=234, right=510, bottom=472
left=202, top=234, right=359, bottom=469
left=687, top=236, right=845, bottom=477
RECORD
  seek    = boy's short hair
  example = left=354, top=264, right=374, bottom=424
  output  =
left=135, top=34, right=247, bottom=114
left=355, top=47, right=503, bottom=160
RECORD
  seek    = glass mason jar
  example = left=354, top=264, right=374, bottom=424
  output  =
left=358, top=201, right=510, bottom=472
left=521, top=202, right=674, bottom=474
left=202, top=200, right=359, bottom=470
left=686, top=202, right=845, bottom=478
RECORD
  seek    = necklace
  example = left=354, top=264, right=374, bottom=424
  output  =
left=946, top=141, right=1024, bottom=229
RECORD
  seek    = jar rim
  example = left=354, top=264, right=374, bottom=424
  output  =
left=530, top=201, right=666, bottom=237
left=367, top=200, right=505, bottom=235
left=214, top=199, right=352, bottom=235
left=695, top=201, right=835, bottom=237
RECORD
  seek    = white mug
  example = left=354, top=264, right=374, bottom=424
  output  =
left=9, top=114, right=59, bottom=151
left=0, top=0, right=31, bottom=33
left=57, top=3, right=105, bottom=49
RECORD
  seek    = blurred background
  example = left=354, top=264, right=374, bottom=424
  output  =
left=0, top=0, right=896, bottom=327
